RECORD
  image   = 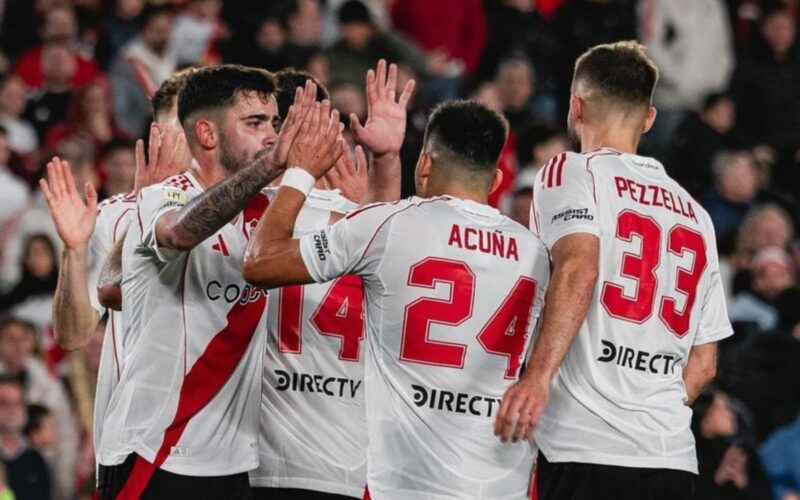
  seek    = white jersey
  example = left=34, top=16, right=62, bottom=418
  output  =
left=250, top=188, right=366, bottom=497
left=298, top=196, right=550, bottom=500
left=531, top=149, right=734, bottom=473
left=99, top=172, right=268, bottom=477
left=87, top=191, right=136, bottom=460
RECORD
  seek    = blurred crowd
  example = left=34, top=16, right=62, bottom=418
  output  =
left=1, top=0, right=800, bottom=499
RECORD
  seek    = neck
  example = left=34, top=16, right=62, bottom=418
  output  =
left=580, top=123, right=641, bottom=154
left=190, top=156, right=229, bottom=190
left=426, top=181, right=488, bottom=205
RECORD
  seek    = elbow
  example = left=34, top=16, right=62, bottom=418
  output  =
left=703, top=359, right=718, bottom=385
left=98, top=284, right=122, bottom=312
left=242, top=254, right=276, bottom=288
left=54, top=329, right=88, bottom=352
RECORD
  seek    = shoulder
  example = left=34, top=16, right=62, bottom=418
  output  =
left=161, top=173, right=197, bottom=192
left=97, top=192, right=137, bottom=221
left=536, top=151, right=598, bottom=189
left=345, top=196, right=450, bottom=222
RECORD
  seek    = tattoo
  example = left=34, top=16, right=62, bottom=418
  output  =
left=172, top=161, right=283, bottom=247
left=58, top=266, right=72, bottom=308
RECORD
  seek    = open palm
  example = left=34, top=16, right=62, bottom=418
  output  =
left=40, top=157, right=98, bottom=250
left=351, top=59, right=416, bottom=156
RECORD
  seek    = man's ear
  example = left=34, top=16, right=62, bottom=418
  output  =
left=642, top=106, right=657, bottom=134
left=489, top=168, right=504, bottom=195
left=570, top=94, right=583, bottom=123
left=194, top=119, right=218, bottom=150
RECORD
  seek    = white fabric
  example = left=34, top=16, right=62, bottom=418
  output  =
left=99, top=172, right=267, bottom=476
left=250, top=188, right=367, bottom=496
left=299, top=196, right=550, bottom=500
left=531, top=149, right=734, bottom=473
left=87, top=192, right=136, bottom=461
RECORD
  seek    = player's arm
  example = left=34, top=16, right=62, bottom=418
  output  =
left=349, top=59, right=415, bottom=203
left=97, top=234, right=125, bottom=311
left=96, top=124, right=188, bottom=310
left=244, top=100, right=343, bottom=287
left=495, top=233, right=599, bottom=442
left=155, top=81, right=319, bottom=251
left=495, top=152, right=601, bottom=442
left=683, top=343, right=717, bottom=405
left=40, top=157, right=100, bottom=351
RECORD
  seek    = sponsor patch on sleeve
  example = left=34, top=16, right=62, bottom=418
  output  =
left=163, top=188, right=186, bottom=203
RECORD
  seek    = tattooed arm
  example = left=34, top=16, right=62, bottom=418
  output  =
left=41, top=158, right=101, bottom=351
left=155, top=83, right=317, bottom=250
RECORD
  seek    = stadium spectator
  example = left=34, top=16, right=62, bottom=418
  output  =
left=23, top=44, right=77, bottom=144
left=494, top=55, right=539, bottom=136
left=734, top=204, right=794, bottom=272
left=326, top=1, right=428, bottom=89
left=638, top=0, right=734, bottom=155
left=45, top=77, right=129, bottom=159
left=0, top=317, right=78, bottom=500
left=13, top=6, right=99, bottom=90
left=224, top=12, right=293, bottom=72
left=0, top=375, right=51, bottom=500
left=731, top=6, right=800, bottom=192
left=665, top=93, right=745, bottom=197
left=169, top=0, right=226, bottom=67
left=286, top=0, right=325, bottom=61
left=704, top=151, right=760, bottom=245
left=0, top=126, right=29, bottom=232
left=0, top=75, right=39, bottom=157
left=478, top=0, right=562, bottom=112
left=95, top=0, right=147, bottom=70
left=110, top=3, right=177, bottom=137
left=391, top=0, right=486, bottom=100
left=97, top=138, right=136, bottom=198
left=552, top=0, right=637, bottom=120
left=329, top=80, right=366, bottom=129
left=730, top=246, right=795, bottom=332
left=692, top=388, right=774, bottom=500
left=761, top=413, right=800, bottom=500
left=0, top=234, right=58, bottom=327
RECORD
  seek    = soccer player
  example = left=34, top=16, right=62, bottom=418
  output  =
left=42, top=68, right=195, bottom=492
left=495, top=41, right=733, bottom=499
left=243, top=100, right=550, bottom=500
left=250, top=62, right=413, bottom=500
left=95, top=65, right=340, bottom=499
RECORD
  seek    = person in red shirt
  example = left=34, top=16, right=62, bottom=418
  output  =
left=14, top=6, right=99, bottom=90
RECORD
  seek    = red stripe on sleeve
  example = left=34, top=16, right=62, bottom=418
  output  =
left=554, top=154, right=567, bottom=187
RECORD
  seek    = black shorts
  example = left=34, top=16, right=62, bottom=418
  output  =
left=534, top=451, right=695, bottom=500
left=251, top=487, right=359, bottom=500
left=97, top=453, right=252, bottom=500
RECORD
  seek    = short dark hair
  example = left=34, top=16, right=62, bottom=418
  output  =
left=573, top=41, right=658, bottom=110
left=275, top=69, right=329, bottom=120
left=152, top=67, right=202, bottom=119
left=338, top=0, right=372, bottom=25
left=424, top=100, right=509, bottom=176
left=139, top=3, right=174, bottom=30
left=100, top=138, right=136, bottom=160
left=178, top=65, right=277, bottom=128
left=23, top=404, right=51, bottom=436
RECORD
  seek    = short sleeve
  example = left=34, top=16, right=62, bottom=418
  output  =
left=137, top=184, right=192, bottom=262
left=298, top=200, right=409, bottom=283
left=533, top=152, right=600, bottom=249
left=694, top=266, right=734, bottom=345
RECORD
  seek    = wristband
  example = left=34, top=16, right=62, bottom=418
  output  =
left=280, top=167, right=315, bottom=196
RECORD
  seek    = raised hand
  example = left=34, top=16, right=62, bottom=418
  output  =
left=350, top=59, right=416, bottom=157
left=133, top=123, right=191, bottom=192
left=325, top=144, right=368, bottom=204
left=271, top=79, right=319, bottom=171
left=287, top=99, right=344, bottom=180
left=39, top=157, right=98, bottom=250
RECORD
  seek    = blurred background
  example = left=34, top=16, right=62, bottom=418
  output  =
left=0, top=0, right=799, bottom=499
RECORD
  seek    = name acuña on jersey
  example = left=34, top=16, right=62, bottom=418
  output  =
left=273, top=369, right=362, bottom=399
left=412, top=384, right=503, bottom=418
